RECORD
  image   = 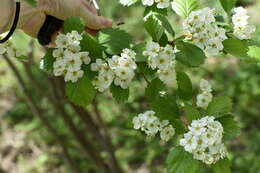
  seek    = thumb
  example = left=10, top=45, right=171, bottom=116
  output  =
left=79, top=7, right=113, bottom=30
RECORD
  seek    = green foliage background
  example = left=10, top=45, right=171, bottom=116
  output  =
left=1, top=0, right=260, bottom=172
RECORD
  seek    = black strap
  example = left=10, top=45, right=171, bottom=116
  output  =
left=0, top=2, right=21, bottom=44
left=37, top=15, right=63, bottom=45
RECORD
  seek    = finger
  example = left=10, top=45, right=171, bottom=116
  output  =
left=79, top=8, right=113, bottom=30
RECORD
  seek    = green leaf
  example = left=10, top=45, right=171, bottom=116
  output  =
left=65, top=75, right=96, bottom=107
left=217, top=114, right=241, bottom=140
left=154, top=13, right=175, bottom=36
left=176, top=42, right=206, bottom=67
left=144, top=14, right=165, bottom=42
left=98, top=28, right=132, bottom=55
left=172, top=119, right=186, bottom=134
left=247, top=46, right=260, bottom=62
left=171, top=0, right=200, bottom=17
left=212, top=158, right=231, bottom=173
left=144, top=5, right=168, bottom=17
left=132, top=43, right=147, bottom=62
left=42, top=49, right=55, bottom=71
left=207, top=96, right=232, bottom=118
left=223, top=38, right=248, bottom=58
left=25, top=0, right=37, bottom=7
left=110, top=84, right=129, bottom=103
left=80, top=34, right=103, bottom=60
left=137, top=62, right=156, bottom=76
left=167, top=146, right=199, bottom=173
left=145, top=79, right=179, bottom=122
left=219, top=0, right=237, bottom=14
left=184, top=104, right=200, bottom=123
left=64, top=16, right=85, bottom=34
left=176, top=72, right=193, bottom=100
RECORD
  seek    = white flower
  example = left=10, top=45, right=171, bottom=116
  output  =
left=232, top=7, right=255, bottom=40
left=180, top=116, right=226, bottom=165
left=143, top=41, right=160, bottom=57
left=78, top=52, right=91, bottom=64
left=53, top=48, right=66, bottom=58
left=200, top=79, right=212, bottom=93
left=51, top=31, right=91, bottom=83
left=132, top=110, right=175, bottom=141
left=183, top=8, right=227, bottom=55
left=155, top=0, right=170, bottom=9
left=92, top=71, right=114, bottom=92
left=180, top=132, right=197, bottom=152
left=56, top=34, right=69, bottom=48
left=196, top=92, right=213, bottom=109
left=142, top=0, right=154, bottom=6
left=133, top=113, right=148, bottom=130
left=66, top=31, right=82, bottom=45
left=160, top=125, right=175, bottom=142
left=157, top=62, right=176, bottom=86
left=65, top=70, right=84, bottom=83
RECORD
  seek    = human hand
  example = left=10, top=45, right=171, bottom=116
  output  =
left=16, top=0, right=113, bottom=38
left=40, top=0, right=113, bottom=30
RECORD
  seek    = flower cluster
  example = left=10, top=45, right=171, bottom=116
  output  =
left=52, top=31, right=91, bottom=83
left=180, top=116, right=227, bottom=165
left=91, top=48, right=137, bottom=91
left=0, top=39, right=21, bottom=58
left=232, top=7, right=256, bottom=40
left=132, top=110, right=175, bottom=142
left=196, top=79, right=213, bottom=109
left=143, top=41, right=176, bottom=86
left=183, top=8, right=227, bottom=55
left=142, top=0, right=170, bottom=9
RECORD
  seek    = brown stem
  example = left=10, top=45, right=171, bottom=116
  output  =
left=92, top=99, right=123, bottom=173
left=3, top=55, right=82, bottom=173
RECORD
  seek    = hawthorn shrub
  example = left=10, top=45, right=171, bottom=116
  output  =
left=1, top=0, right=260, bottom=172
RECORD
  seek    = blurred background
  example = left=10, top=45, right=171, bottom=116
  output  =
left=0, top=0, right=260, bottom=172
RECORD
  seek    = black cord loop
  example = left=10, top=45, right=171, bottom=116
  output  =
left=0, top=1, right=21, bottom=44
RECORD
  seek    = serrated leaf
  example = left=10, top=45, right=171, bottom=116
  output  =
left=207, top=96, right=232, bottom=118
left=64, top=16, right=85, bottom=34
left=65, top=75, right=96, bottom=107
left=184, top=104, right=200, bottom=123
left=80, top=34, right=103, bottom=59
left=247, top=46, right=260, bottom=62
left=217, top=114, right=240, bottom=140
left=98, top=28, right=132, bottom=55
left=176, top=42, right=206, bottom=67
left=144, top=5, right=168, bottom=17
left=176, top=72, right=193, bottom=100
left=223, top=38, right=248, bottom=58
left=144, top=14, right=165, bottom=42
left=171, top=0, right=200, bottom=17
left=219, top=0, right=237, bottom=14
left=145, top=79, right=179, bottom=121
left=42, top=49, right=55, bottom=71
left=137, top=62, right=156, bottom=76
left=110, top=84, right=129, bottom=103
left=154, top=13, right=175, bottom=36
left=212, top=158, right=231, bottom=173
left=167, top=146, right=199, bottom=173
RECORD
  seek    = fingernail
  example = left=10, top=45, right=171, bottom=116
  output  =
left=102, top=18, right=113, bottom=27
